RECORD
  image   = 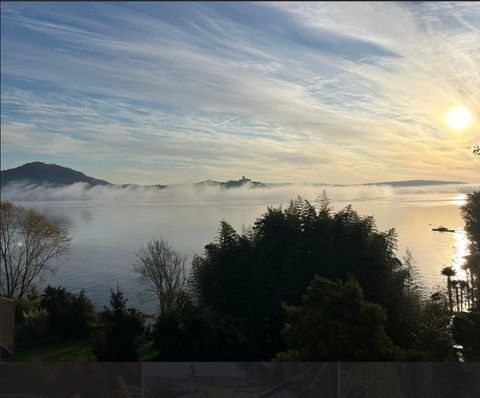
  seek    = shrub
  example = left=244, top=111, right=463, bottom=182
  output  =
left=40, top=286, right=97, bottom=339
left=152, top=298, right=245, bottom=361
left=14, top=297, right=49, bottom=343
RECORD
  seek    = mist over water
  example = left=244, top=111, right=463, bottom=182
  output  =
left=2, top=181, right=478, bottom=203
left=2, top=182, right=478, bottom=313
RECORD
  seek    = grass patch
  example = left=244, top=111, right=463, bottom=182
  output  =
left=13, top=338, right=159, bottom=361
left=138, top=339, right=160, bottom=361
left=13, top=338, right=92, bottom=362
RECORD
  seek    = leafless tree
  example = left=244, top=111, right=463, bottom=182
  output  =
left=0, top=201, right=71, bottom=298
left=133, top=238, right=187, bottom=313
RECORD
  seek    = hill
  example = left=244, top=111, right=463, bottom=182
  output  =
left=195, top=176, right=266, bottom=189
left=0, top=162, right=111, bottom=187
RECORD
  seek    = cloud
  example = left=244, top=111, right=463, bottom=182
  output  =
left=1, top=2, right=479, bottom=183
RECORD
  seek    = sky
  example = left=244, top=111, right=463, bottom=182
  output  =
left=1, top=2, right=479, bottom=185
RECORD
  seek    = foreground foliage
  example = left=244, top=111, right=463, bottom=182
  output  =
left=191, top=196, right=455, bottom=360
left=91, top=288, right=145, bottom=361
left=151, top=295, right=245, bottom=361
left=461, top=191, right=480, bottom=310
left=40, top=286, right=97, bottom=339
left=275, top=276, right=395, bottom=361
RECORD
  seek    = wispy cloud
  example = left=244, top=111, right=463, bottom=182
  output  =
left=1, top=2, right=479, bottom=184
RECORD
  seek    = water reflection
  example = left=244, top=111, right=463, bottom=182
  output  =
left=45, top=214, right=73, bottom=230
left=451, top=194, right=467, bottom=206
left=452, top=231, right=469, bottom=281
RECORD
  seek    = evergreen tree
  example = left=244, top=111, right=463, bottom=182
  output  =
left=91, top=287, right=145, bottom=361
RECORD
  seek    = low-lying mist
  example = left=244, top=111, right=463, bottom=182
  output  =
left=2, top=181, right=478, bottom=205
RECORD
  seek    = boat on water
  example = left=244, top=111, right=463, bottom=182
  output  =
left=432, top=226, right=455, bottom=233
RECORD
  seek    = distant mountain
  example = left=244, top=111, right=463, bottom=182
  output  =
left=0, top=162, right=111, bottom=187
left=0, top=162, right=466, bottom=189
left=267, top=180, right=465, bottom=188
left=361, top=180, right=465, bottom=187
left=196, top=176, right=266, bottom=189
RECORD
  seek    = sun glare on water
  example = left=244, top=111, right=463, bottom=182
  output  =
left=446, top=106, right=473, bottom=130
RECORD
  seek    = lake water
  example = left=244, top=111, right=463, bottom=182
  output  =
left=9, top=185, right=476, bottom=314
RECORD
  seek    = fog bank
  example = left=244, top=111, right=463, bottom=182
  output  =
left=2, top=181, right=478, bottom=205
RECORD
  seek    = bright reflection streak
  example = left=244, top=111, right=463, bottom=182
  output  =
left=451, top=194, right=467, bottom=206
left=452, top=231, right=469, bottom=280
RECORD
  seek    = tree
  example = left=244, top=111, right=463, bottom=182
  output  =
left=40, top=285, right=97, bottom=339
left=441, top=266, right=456, bottom=312
left=461, top=192, right=480, bottom=309
left=315, top=189, right=332, bottom=217
left=274, top=275, right=395, bottom=361
left=192, top=197, right=415, bottom=359
left=452, top=280, right=460, bottom=312
left=413, top=292, right=456, bottom=361
left=452, top=311, right=480, bottom=360
left=454, top=190, right=480, bottom=359
left=0, top=201, right=71, bottom=298
left=392, top=250, right=425, bottom=348
left=152, top=297, right=245, bottom=361
left=133, top=238, right=187, bottom=314
left=462, top=191, right=480, bottom=252
left=458, top=280, right=469, bottom=312
left=91, top=287, right=145, bottom=361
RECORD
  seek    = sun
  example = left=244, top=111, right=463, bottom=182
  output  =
left=446, top=106, right=473, bottom=130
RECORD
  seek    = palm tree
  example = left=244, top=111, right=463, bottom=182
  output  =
left=458, top=280, right=469, bottom=312
left=463, top=256, right=480, bottom=309
left=441, top=266, right=456, bottom=312
left=472, top=266, right=480, bottom=310
left=451, top=280, right=460, bottom=312
left=462, top=263, right=475, bottom=309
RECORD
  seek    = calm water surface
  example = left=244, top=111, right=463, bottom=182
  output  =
left=15, top=192, right=470, bottom=313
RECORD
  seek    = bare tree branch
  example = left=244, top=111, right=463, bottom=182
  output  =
left=0, top=201, right=71, bottom=298
left=133, top=238, right=187, bottom=313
